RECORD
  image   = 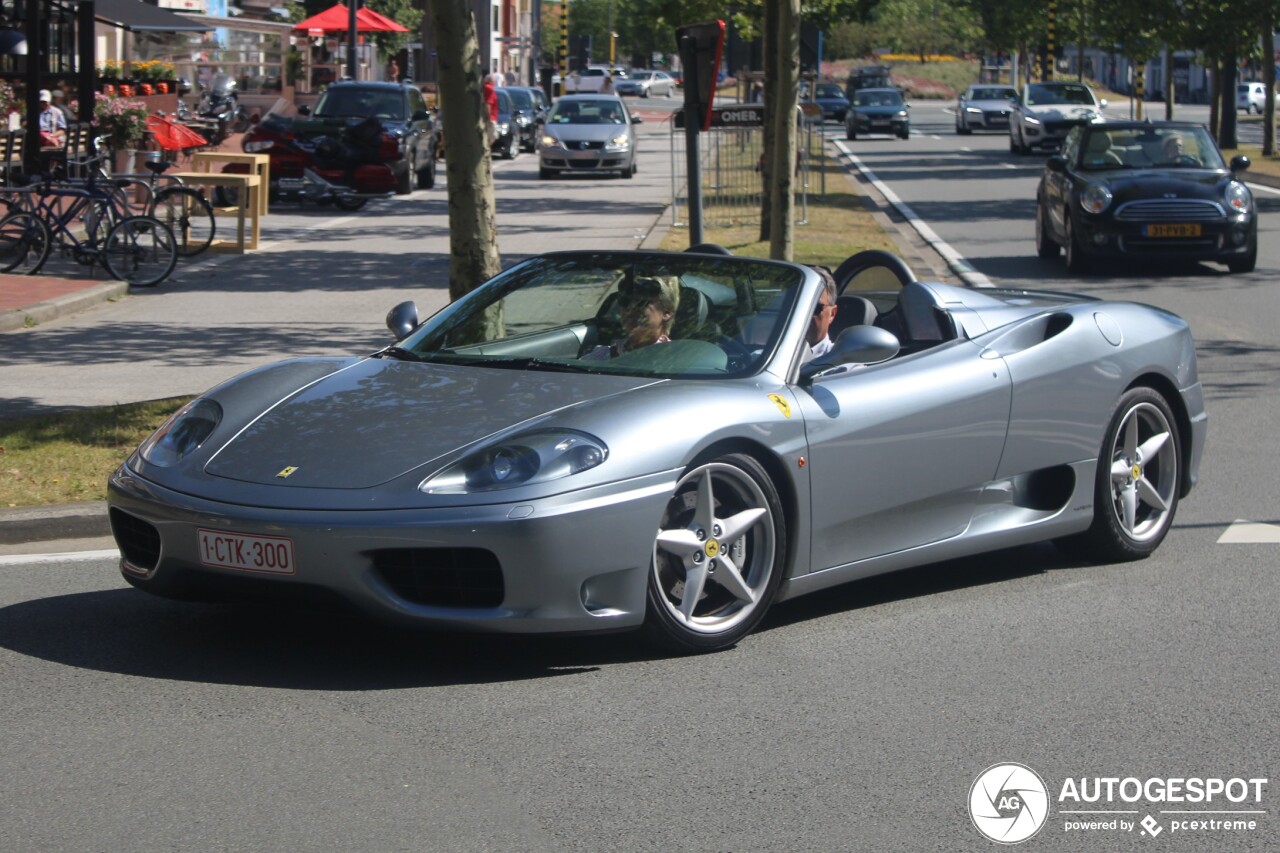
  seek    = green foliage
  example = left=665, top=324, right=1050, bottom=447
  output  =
left=873, top=0, right=982, bottom=61
left=366, top=0, right=423, bottom=54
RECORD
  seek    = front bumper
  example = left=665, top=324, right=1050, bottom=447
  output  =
left=108, top=463, right=680, bottom=634
left=1070, top=211, right=1256, bottom=263
left=539, top=147, right=633, bottom=171
left=851, top=115, right=908, bottom=134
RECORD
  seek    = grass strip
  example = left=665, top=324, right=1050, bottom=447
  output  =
left=0, top=396, right=194, bottom=507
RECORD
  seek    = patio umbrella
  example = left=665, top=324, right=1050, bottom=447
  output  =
left=293, top=3, right=407, bottom=33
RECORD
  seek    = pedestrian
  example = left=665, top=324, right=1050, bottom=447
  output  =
left=386, top=58, right=400, bottom=82
left=37, top=89, right=66, bottom=148
left=481, top=71, right=498, bottom=149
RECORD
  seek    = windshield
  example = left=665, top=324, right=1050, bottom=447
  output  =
left=313, top=88, right=404, bottom=120
left=397, top=252, right=804, bottom=379
left=815, top=84, right=844, bottom=98
left=854, top=90, right=903, bottom=107
left=548, top=99, right=626, bottom=124
left=632, top=72, right=653, bottom=81
left=1026, top=83, right=1096, bottom=107
left=497, top=90, right=512, bottom=114
left=970, top=87, right=1015, bottom=101
left=1077, top=126, right=1225, bottom=171
left=504, top=88, right=532, bottom=109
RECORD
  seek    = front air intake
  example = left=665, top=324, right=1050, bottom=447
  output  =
left=109, top=508, right=161, bottom=572
left=373, top=548, right=504, bottom=608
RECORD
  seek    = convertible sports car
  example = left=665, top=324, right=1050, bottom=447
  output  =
left=107, top=250, right=1206, bottom=652
left=1036, top=121, right=1257, bottom=274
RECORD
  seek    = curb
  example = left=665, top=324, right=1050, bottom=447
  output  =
left=0, top=501, right=110, bottom=545
left=0, top=280, right=129, bottom=333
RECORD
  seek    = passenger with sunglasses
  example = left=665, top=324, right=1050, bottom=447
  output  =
left=583, top=275, right=680, bottom=360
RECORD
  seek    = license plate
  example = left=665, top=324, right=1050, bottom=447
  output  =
left=198, top=528, right=295, bottom=574
left=1145, top=223, right=1202, bottom=238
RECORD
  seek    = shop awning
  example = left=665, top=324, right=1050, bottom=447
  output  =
left=95, top=0, right=214, bottom=32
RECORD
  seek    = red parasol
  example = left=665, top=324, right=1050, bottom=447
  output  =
left=147, top=113, right=208, bottom=151
left=293, top=3, right=408, bottom=33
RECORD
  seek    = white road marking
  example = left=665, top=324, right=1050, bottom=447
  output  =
left=1246, top=181, right=1280, bottom=195
left=834, top=140, right=994, bottom=288
left=1217, top=520, right=1280, bottom=543
left=0, top=549, right=120, bottom=567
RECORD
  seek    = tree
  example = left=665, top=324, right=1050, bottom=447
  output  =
left=873, top=0, right=981, bottom=61
left=366, top=0, right=423, bottom=55
left=430, top=0, right=502, bottom=303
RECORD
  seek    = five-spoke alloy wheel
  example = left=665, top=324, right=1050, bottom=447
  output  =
left=644, top=453, right=786, bottom=652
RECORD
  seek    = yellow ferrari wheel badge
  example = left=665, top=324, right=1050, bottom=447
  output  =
left=705, top=538, right=721, bottom=558
left=1131, top=464, right=1142, bottom=480
left=276, top=466, right=299, bottom=479
left=767, top=393, right=792, bottom=418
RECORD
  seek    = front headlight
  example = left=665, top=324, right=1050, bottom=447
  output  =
left=539, top=134, right=560, bottom=149
left=1079, top=183, right=1113, bottom=214
left=243, top=139, right=272, bottom=153
left=1023, top=114, right=1041, bottom=125
left=606, top=133, right=631, bottom=150
left=1225, top=180, right=1251, bottom=213
left=137, top=398, right=222, bottom=467
left=420, top=431, right=608, bottom=494
left=497, top=122, right=510, bottom=135
left=895, top=110, right=908, bottom=119
left=965, top=106, right=983, bottom=114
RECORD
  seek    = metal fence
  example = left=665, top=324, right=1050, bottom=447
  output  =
left=669, top=110, right=825, bottom=229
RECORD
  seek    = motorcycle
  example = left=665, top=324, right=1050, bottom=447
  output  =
left=196, top=74, right=251, bottom=145
left=227, top=113, right=398, bottom=211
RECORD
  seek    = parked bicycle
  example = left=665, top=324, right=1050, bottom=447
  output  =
left=0, top=172, right=177, bottom=286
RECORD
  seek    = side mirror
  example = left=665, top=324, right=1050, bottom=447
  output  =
left=631, top=115, right=643, bottom=124
left=386, top=300, right=420, bottom=340
left=800, top=325, right=900, bottom=383
left=1099, top=98, right=1109, bottom=109
left=1046, top=155, right=1067, bottom=173
left=411, top=109, right=431, bottom=122
left=296, top=104, right=311, bottom=116
left=1230, top=154, right=1251, bottom=173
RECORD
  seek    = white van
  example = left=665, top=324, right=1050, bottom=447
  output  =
left=564, top=66, right=627, bottom=94
left=1238, top=82, right=1268, bottom=114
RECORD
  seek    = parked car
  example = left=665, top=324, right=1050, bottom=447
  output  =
left=802, top=81, right=851, bottom=123
left=955, top=84, right=1018, bottom=134
left=1010, top=81, right=1107, bottom=154
left=491, top=88, right=518, bottom=159
left=537, top=94, right=640, bottom=179
left=501, top=86, right=548, bottom=152
left=293, top=80, right=439, bottom=194
left=1237, top=81, right=1268, bottom=114
left=1035, top=120, right=1256, bottom=273
left=614, top=70, right=677, bottom=98
left=106, top=249, right=1206, bottom=652
left=845, top=87, right=910, bottom=140
left=563, top=65, right=628, bottom=94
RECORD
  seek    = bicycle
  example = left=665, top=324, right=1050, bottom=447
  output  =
left=118, top=159, right=216, bottom=258
left=0, top=173, right=177, bottom=286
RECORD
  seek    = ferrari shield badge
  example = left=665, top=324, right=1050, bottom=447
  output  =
left=276, top=466, right=299, bottom=479
left=767, top=394, right=792, bottom=418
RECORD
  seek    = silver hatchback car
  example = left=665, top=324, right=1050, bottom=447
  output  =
left=538, top=94, right=641, bottom=179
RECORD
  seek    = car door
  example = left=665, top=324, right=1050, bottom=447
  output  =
left=797, top=333, right=1012, bottom=571
left=1042, top=127, right=1082, bottom=240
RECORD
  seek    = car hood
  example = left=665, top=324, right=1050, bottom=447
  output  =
left=544, top=124, right=627, bottom=142
left=202, top=358, right=658, bottom=489
left=1091, top=169, right=1234, bottom=199
left=1023, top=103, right=1102, bottom=122
left=966, top=99, right=1013, bottom=111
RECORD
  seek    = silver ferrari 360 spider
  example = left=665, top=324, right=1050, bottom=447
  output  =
left=108, top=250, right=1206, bottom=652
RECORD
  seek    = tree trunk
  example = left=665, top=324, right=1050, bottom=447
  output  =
left=431, top=0, right=502, bottom=305
left=758, top=0, right=779, bottom=243
left=1265, top=14, right=1276, bottom=157
left=769, top=0, right=799, bottom=261
left=1219, top=50, right=1237, bottom=150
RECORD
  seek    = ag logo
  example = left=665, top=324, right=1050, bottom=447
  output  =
left=968, top=763, right=1049, bottom=844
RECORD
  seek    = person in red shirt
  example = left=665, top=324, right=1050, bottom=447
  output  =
left=481, top=72, right=498, bottom=149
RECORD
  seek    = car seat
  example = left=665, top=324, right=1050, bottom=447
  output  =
left=828, top=294, right=879, bottom=341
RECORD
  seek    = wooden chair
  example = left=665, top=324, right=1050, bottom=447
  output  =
left=1, top=128, right=24, bottom=186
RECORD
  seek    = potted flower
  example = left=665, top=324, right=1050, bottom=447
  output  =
left=94, top=92, right=150, bottom=171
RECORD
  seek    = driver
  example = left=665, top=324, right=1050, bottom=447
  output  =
left=1162, top=133, right=1198, bottom=165
left=583, top=275, right=680, bottom=359
left=805, top=265, right=839, bottom=359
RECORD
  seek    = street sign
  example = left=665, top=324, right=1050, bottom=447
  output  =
left=673, top=104, right=764, bottom=129
left=675, top=20, right=725, bottom=133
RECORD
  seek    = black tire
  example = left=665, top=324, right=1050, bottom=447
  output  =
left=1010, top=131, right=1021, bottom=154
left=1035, top=201, right=1060, bottom=259
left=956, top=120, right=971, bottom=135
left=539, top=167, right=557, bottom=179
left=622, top=158, right=636, bottom=179
left=0, top=211, right=51, bottom=274
left=1056, top=387, right=1181, bottom=563
left=642, top=453, right=787, bottom=653
left=1064, top=214, right=1091, bottom=274
left=417, top=151, right=436, bottom=189
left=395, top=157, right=413, bottom=195
left=155, top=187, right=215, bottom=257
left=103, top=215, right=177, bottom=287
left=846, top=124, right=856, bottom=141
left=334, top=196, right=368, bottom=211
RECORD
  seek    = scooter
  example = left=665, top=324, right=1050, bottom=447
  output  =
left=229, top=113, right=397, bottom=210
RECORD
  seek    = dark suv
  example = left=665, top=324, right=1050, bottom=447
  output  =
left=304, top=81, right=439, bottom=193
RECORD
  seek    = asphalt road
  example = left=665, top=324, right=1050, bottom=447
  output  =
left=2, top=99, right=1278, bottom=852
